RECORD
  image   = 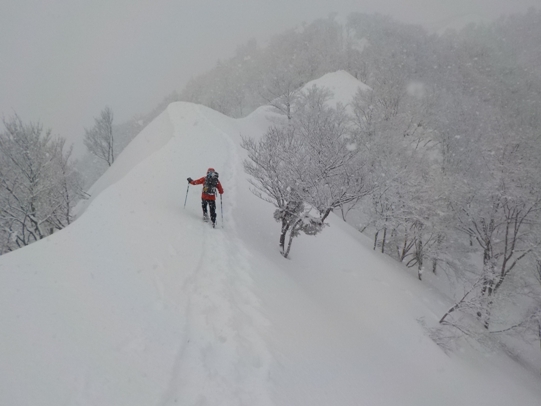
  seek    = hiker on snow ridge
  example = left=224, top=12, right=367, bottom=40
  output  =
left=187, top=168, right=224, bottom=226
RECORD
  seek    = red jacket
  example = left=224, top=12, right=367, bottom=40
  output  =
left=190, top=176, right=224, bottom=201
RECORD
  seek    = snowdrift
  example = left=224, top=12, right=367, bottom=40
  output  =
left=1, top=71, right=541, bottom=406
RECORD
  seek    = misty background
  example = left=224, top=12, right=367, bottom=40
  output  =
left=1, top=0, right=539, bottom=155
left=3, top=0, right=541, bottom=398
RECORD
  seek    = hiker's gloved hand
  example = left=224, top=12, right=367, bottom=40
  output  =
left=187, top=177, right=193, bottom=183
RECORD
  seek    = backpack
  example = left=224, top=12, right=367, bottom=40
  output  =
left=203, top=171, right=219, bottom=195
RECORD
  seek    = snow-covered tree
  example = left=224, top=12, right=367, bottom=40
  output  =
left=0, top=115, right=83, bottom=253
left=293, top=86, right=372, bottom=218
left=84, top=106, right=115, bottom=167
left=450, top=127, right=541, bottom=329
left=350, top=75, right=441, bottom=280
left=242, top=125, right=306, bottom=257
left=258, top=68, right=303, bottom=120
left=243, top=86, right=371, bottom=258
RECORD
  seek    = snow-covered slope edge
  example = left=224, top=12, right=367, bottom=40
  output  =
left=1, top=72, right=541, bottom=406
left=75, top=104, right=175, bottom=214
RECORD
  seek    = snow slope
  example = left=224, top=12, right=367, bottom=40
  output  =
left=2, top=71, right=541, bottom=406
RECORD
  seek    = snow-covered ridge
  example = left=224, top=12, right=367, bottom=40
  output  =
left=2, top=71, right=541, bottom=406
left=79, top=71, right=367, bottom=213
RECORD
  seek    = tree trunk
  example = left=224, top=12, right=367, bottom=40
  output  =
left=321, top=208, right=332, bottom=222
left=477, top=252, right=496, bottom=329
left=477, top=278, right=495, bottom=329
left=279, top=220, right=290, bottom=254
left=417, top=238, right=423, bottom=281
left=399, top=232, right=409, bottom=262
left=283, top=219, right=302, bottom=259
left=538, top=320, right=541, bottom=359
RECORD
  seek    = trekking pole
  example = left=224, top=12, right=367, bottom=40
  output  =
left=220, top=194, right=224, bottom=227
left=183, top=184, right=190, bottom=208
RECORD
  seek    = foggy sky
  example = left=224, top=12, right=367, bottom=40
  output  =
left=1, top=0, right=538, bottom=154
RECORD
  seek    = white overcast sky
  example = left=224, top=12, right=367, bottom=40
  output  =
left=1, top=0, right=538, bottom=153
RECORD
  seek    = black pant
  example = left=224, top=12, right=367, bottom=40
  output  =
left=201, top=199, right=216, bottom=223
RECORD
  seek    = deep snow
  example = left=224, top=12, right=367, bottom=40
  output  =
left=1, top=71, right=541, bottom=406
